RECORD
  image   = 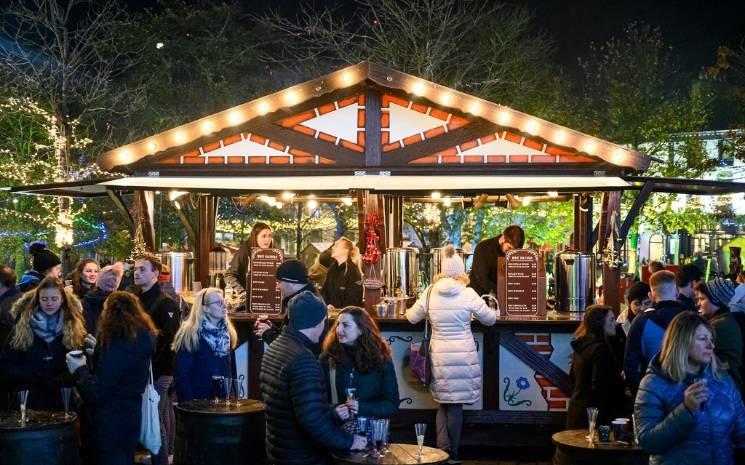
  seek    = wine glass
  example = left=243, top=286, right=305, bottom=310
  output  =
left=61, top=387, right=72, bottom=419
left=414, top=423, right=427, bottom=458
left=18, top=390, right=29, bottom=424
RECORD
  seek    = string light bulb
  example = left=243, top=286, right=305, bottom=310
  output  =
left=201, top=121, right=214, bottom=133
left=307, top=199, right=318, bottom=209
left=547, top=191, right=559, bottom=198
left=468, top=102, right=480, bottom=115
left=228, top=111, right=242, bottom=125
left=522, top=196, right=532, bottom=206
left=443, top=197, right=452, bottom=207
left=555, top=130, right=567, bottom=145
left=281, top=191, right=296, bottom=201
left=525, top=120, right=539, bottom=134
left=584, top=141, right=597, bottom=154
left=613, top=149, right=625, bottom=164
left=431, top=191, right=442, bottom=199
left=498, top=110, right=511, bottom=125
left=119, top=150, right=131, bottom=163
left=147, top=141, right=157, bottom=152
left=174, top=131, right=186, bottom=144
left=412, top=82, right=425, bottom=95
left=258, top=102, right=270, bottom=115
left=285, top=91, right=299, bottom=105
left=341, top=197, right=353, bottom=206
left=341, top=72, right=353, bottom=84
left=441, top=93, right=452, bottom=105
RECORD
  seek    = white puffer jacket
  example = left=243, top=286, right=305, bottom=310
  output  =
left=406, top=278, right=497, bottom=403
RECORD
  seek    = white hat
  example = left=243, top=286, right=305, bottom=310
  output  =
left=441, top=245, right=465, bottom=278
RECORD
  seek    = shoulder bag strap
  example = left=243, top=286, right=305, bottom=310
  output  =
left=329, top=359, right=339, bottom=405
left=423, top=285, right=434, bottom=339
left=149, top=362, right=154, bottom=386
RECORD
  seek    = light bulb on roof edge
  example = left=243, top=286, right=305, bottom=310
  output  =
left=613, top=149, right=625, bottom=164
left=498, top=110, right=510, bottom=125
left=431, top=191, right=442, bottom=200
left=147, top=141, right=157, bottom=152
left=584, top=141, right=597, bottom=154
left=555, top=130, right=567, bottom=144
left=547, top=191, right=559, bottom=198
left=522, top=196, right=532, bottom=206
left=469, top=102, right=480, bottom=114
left=341, top=72, right=353, bottom=84
left=228, top=111, right=242, bottom=124
left=443, top=197, right=452, bottom=207
left=286, top=91, right=299, bottom=104
left=120, top=150, right=131, bottom=162
left=174, top=131, right=186, bottom=143
left=525, top=120, right=539, bottom=134
left=442, top=93, right=452, bottom=104
left=201, top=121, right=214, bottom=133
left=281, top=191, right=295, bottom=201
left=412, top=82, right=425, bottom=95
left=341, top=197, right=353, bottom=206
left=307, top=199, right=318, bottom=209
left=258, top=102, right=270, bottom=114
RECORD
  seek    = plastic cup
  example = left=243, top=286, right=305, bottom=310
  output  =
left=598, top=425, right=611, bottom=442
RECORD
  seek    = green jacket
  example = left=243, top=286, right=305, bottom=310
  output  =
left=711, top=310, right=743, bottom=394
left=320, top=354, right=400, bottom=419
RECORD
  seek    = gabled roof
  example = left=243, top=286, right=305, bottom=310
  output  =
left=98, top=61, right=650, bottom=173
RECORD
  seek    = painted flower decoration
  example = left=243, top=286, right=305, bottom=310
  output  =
left=516, top=377, right=530, bottom=390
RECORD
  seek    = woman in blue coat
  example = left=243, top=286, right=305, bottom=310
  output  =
left=635, top=311, right=745, bottom=465
left=173, top=287, right=237, bottom=401
left=66, top=291, right=157, bottom=465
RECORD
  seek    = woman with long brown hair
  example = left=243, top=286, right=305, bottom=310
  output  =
left=635, top=312, right=745, bottom=464
left=566, top=304, right=627, bottom=428
left=321, top=306, right=399, bottom=423
left=66, top=291, right=157, bottom=465
left=322, top=237, right=363, bottom=310
left=66, top=258, right=99, bottom=299
left=225, top=222, right=274, bottom=301
left=0, top=276, right=86, bottom=410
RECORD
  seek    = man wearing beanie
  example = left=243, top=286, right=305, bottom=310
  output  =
left=260, top=291, right=365, bottom=464
left=17, top=242, right=62, bottom=292
left=82, top=262, right=124, bottom=336
left=254, top=259, right=321, bottom=345
left=695, top=278, right=743, bottom=395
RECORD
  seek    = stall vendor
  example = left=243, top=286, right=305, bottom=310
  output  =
left=225, top=222, right=273, bottom=303
left=468, top=224, right=525, bottom=297
left=322, top=237, right=363, bottom=310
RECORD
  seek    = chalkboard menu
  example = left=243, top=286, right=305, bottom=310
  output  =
left=500, top=249, right=546, bottom=318
left=249, top=247, right=284, bottom=314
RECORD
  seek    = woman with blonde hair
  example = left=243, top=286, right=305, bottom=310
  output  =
left=66, top=291, right=157, bottom=465
left=0, top=276, right=86, bottom=410
left=173, top=287, right=237, bottom=401
left=406, top=245, right=497, bottom=463
left=635, top=312, right=745, bottom=465
left=322, top=236, right=363, bottom=310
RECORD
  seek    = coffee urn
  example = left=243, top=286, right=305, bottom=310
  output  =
left=554, top=250, right=595, bottom=312
left=428, top=247, right=465, bottom=282
left=162, top=252, right=195, bottom=294
left=383, top=247, right=419, bottom=298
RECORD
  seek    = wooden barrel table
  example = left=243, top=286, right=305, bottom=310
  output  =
left=333, top=444, right=448, bottom=465
left=0, top=410, right=80, bottom=465
left=174, top=398, right=265, bottom=465
left=552, top=429, right=647, bottom=465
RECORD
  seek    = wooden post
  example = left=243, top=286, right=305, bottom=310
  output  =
left=196, top=195, right=217, bottom=286
left=573, top=193, right=593, bottom=252
left=600, top=191, right=622, bottom=314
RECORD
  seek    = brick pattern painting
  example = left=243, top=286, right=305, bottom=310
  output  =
left=515, top=333, right=570, bottom=411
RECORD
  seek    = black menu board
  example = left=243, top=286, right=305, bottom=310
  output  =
left=504, top=249, right=541, bottom=317
left=249, top=247, right=284, bottom=314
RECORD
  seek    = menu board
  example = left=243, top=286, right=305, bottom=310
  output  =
left=498, top=249, right=546, bottom=318
left=249, top=247, right=284, bottom=314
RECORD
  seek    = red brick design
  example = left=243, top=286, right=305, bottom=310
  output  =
left=514, top=332, right=570, bottom=412
left=276, top=94, right=366, bottom=152
left=164, top=132, right=336, bottom=166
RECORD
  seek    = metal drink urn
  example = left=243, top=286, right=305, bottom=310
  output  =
left=554, top=250, right=595, bottom=312
left=162, top=252, right=194, bottom=294
left=383, top=247, right=419, bottom=298
left=428, top=247, right=465, bottom=281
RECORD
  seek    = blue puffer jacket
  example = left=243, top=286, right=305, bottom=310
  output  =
left=634, top=355, right=745, bottom=465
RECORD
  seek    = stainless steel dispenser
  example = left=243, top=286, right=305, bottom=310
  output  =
left=162, top=251, right=194, bottom=294
left=383, top=247, right=419, bottom=298
left=428, top=247, right=465, bottom=281
left=554, top=250, right=595, bottom=312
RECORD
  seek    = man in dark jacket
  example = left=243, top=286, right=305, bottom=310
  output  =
left=0, top=265, right=21, bottom=347
left=624, top=270, right=687, bottom=395
left=468, top=224, right=525, bottom=297
left=133, top=254, right=181, bottom=465
left=676, top=263, right=703, bottom=312
left=255, top=259, right=321, bottom=345
left=260, top=291, right=365, bottom=465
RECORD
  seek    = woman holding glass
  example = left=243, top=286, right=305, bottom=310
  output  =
left=66, top=291, right=157, bottom=465
left=173, top=287, right=237, bottom=401
left=635, top=312, right=745, bottom=464
left=0, top=276, right=86, bottom=411
left=406, top=246, right=497, bottom=463
left=320, top=306, right=399, bottom=425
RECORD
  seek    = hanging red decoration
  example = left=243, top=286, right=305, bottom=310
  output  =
left=362, top=212, right=381, bottom=264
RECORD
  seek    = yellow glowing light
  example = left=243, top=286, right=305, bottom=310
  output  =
left=307, top=199, right=318, bottom=209
left=168, top=191, right=188, bottom=201
left=286, top=91, right=299, bottom=105
left=525, top=120, right=539, bottom=134
left=258, top=102, right=270, bottom=114
left=275, top=201, right=283, bottom=209
left=174, top=131, right=186, bottom=144
left=468, top=102, right=480, bottom=115
left=498, top=110, right=511, bottom=125
left=281, top=191, right=296, bottom=201
left=441, top=93, right=452, bottom=105
left=119, top=150, right=132, bottom=163
left=443, top=197, right=452, bottom=207
left=412, top=82, right=425, bottom=95
left=228, top=111, right=242, bottom=125
left=341, top=197, right=353, bottom=206
left=521, top=196, right=532, bottom=206
left=341, top=72, right=353, bottom=84
left=547, top=191, right=559, bottom=198
left=584, top=141, right=597, bottom=154
left=555, top=130, right=567, bottom=144
left=146, top=141, right=157, bottom=152
left=613, top=149, right=625, bottom=164
left=431, top=191, right=442, bottom=200
left=201, top=121, right=214, bottom=133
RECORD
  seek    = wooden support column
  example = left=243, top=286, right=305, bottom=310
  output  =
left=134, top=190, right=156, bottom=252
left=384, top=195, right=404, bottom=248
left=106, top=190, right=135, bottom=236
left=573, top=194, right=593, bottom=252
left=196, top=195, right=217, bottom=286
left=599, top=191, right=622, bottom=313
left=364, top=89, right=382, bottom=167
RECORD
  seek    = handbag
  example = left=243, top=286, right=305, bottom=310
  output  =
left=410, top=285, right=433, bottom=387
left=140, top=363, right=162, bottom=454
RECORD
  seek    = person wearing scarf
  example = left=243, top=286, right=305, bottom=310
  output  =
left=0, top=276, right=86, bottom=411
left=172, top=287, right=237, bottom=401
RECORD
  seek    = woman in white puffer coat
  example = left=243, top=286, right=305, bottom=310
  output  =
left=406, top=245, right=497, bottom=463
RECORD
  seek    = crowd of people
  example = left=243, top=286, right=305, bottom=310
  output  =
left=567, top=263, right=745, bottom=464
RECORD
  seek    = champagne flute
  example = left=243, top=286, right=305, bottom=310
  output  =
left=18, top=390, right=29, bottom=424
left=61, top=387, right=72, bottom=419
left=586, top=407, right=599, bottom=443
left=415, top=423, right=427, bottom=458
left=224, top=377, right=235, bottom=407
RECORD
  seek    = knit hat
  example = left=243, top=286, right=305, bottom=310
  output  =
left=276, top=259, right=309, bottom=284
left=626, top=281, right=651, bottom=304
left=98, top=262, right=124, bottom=292
left=29, top=242, right=61, bottom=274
left=441, top=245, right=465, bottom=278
left=699, top=278, right=736, bottom=308
left=287, top=290, right=327, bottom=330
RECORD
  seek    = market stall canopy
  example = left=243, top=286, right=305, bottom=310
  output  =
left=97, top=62, right=650, bottom=176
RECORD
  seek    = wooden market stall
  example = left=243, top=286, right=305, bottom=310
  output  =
left=16, top=62, right=660, bottom=446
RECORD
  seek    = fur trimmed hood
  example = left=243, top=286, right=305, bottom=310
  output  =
left=10, top=288, right=86, bottom=351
